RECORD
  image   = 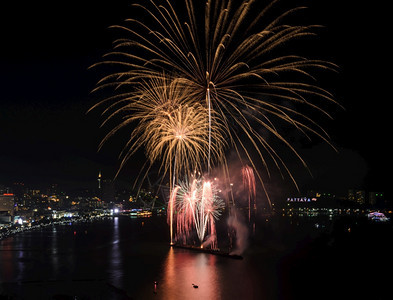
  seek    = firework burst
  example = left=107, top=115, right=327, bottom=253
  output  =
left=173, top=176, right=225, bottom=248
left=91, top=0, right=340, bottom=206
left=91, top=75, right=227, bottom=185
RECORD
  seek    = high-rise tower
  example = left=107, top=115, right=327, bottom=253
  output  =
left=98, top=171, right=102, bottom=189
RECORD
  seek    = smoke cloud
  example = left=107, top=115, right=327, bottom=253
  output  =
left=227, top=210, right=249, bottom=255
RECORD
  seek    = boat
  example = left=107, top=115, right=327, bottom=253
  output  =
left=367, top=211, right=390, bottom=222
left=128, top=209, right=153, bottom=217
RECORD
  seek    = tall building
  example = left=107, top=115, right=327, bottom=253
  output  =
left=0, top=193, right=15, bottom=217
left=96, top=172, right=114, bottom=204
left=356, top=190, right=365, bottom=205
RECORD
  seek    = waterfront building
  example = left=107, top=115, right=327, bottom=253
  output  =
left=88, top=197, right=103, bottom=209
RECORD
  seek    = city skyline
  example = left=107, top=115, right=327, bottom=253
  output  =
left=0, top=0, right=389, bottom=198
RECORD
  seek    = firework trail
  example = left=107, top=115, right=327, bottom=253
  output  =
left=168, top=185, right=179, bottom=245
left=242, top=165, right=256, bottom=222
left=91, top=0, right=340, bottom=207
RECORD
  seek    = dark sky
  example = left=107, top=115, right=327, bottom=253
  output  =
left=0, top=0, right=389, bottom=196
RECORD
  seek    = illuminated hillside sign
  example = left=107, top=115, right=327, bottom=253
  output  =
left=287, top=197, right=317, bottom=203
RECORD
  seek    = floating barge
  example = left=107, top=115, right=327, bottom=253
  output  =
left=171, top=244, right=243, bottom=260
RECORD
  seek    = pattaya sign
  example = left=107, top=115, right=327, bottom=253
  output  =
left=287, top=197, right=317, bottom=202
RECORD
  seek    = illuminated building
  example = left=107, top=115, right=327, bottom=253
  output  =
left=348, top=189, right=366, bottom=205
left=355, top=190, right=365, bottom=205
left=0, top=193, right=15, bottom=217
left=88, top=197, right=103, bottom=209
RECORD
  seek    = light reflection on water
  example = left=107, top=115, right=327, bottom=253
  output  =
left=109, top=216, right=122, bottom=287
left=1, top=213, right=390, bottom=299
left=0, top=217, right=267, bottom=299
left=158, top=248, right=220, bottom=299
left=135, top=246, right=264, bottom=300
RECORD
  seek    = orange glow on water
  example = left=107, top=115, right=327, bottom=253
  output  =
left=159, top=248, right=219, bottom=299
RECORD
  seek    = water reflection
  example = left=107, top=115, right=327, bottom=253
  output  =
left=51, top=226, right=59, bottom=277
left=1, top=237, right=15, bottom=280
left=1, top=217, right=268, bottom=299
left=149, top=247, right=264, bottom=300
left=159, top=248, right=219, bottom=299
left=109, top=216, right=122, bottom=287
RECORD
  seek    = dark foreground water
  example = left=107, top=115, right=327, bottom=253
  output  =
left=0, top=213, right=392, bottom=300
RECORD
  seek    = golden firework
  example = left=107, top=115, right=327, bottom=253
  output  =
left=93, top=75, right=227, bottom=185
left=91, top=0, right=340, bottom=205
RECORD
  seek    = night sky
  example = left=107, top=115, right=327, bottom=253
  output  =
left=0, top=0, right=389, bottom=198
